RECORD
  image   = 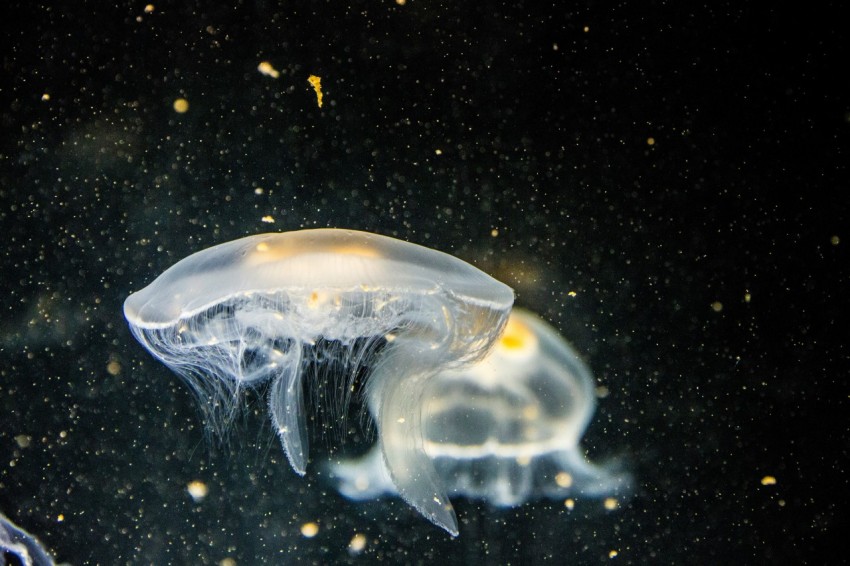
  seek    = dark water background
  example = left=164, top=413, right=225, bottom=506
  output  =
left=0, top=1, right=846, bottom=564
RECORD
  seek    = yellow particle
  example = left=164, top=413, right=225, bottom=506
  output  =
left=144, top=4, right=155, bottom=13
left=830, top=235, right=840, bottom=246
left=711, top=301, right=723, bottom=312
left=516, top=455, right=532, bottom=467
left=435, top=148, right=443, bottom=155
left=761, top=475, right=777, bottom=486
left=348, top=533, right=368, bottom=555
left=301, top=522, right=319, bottom=538
left=173, top=98, right=189, bottom=113
left=14, top=435, right=31, bottom=448
left=744, top=292, right=752, bottom=303
left=646, top=137, right=655, bottom=146
left=261, top=215, right=275, bottom=223
left=564, top=498, right=575, bottom=510
left=258, top=61, right=280, bottom=78
left=307, top=75, right=323, bottom=108
left=396, top=0, right=407, bottom=5
left=219, top=559, right=236, bottom=566
left=603, top=497, right=618, bottom=510
left=609, top=550, right=619, bottom=558
left=491, top=228, right=499, bottom=237
left=41, top=93, right=50, bottom=101
left=57, top=514, right=64, bottom=522
left=187, top=480, right=209, bottom=502
left=555, top=471, right=573, bottom=488
left=583, top=26, right=590, bottom=32
left=567, top=290, right=577, bottom=297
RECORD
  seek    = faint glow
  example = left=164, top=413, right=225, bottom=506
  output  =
left=830, top=235, right=840, bottom=246
left=187, top=480, right=209, bottom=502
left=744, top=292, right=752, bottom=303
left=711, top=301, right=723, bottom=312
left=761, top=475, right=777, bottom=486
left=258, top=61, right=280, bottom=78
left=301, top=522, right=320, bottom=538
left=491, top=228, right=499, bottom=237
left=173, top=98, right=189, bottom=113
left=14, top=435, right=31, bottom=448
left=583, top=26, right=590, bottom=32
left=308, top=75, right=323, bottom=108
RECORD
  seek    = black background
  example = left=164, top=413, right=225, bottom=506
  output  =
left=0, top=1, right=846, bottom=564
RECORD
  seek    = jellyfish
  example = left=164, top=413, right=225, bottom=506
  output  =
left=329, top=308, right=631, bottom=517
left=123, top=228, right=514, bottom=536
left=0, top=512, right=55, bottom=566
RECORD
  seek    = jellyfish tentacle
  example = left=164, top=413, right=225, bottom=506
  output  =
left=269, top=346, right=309, bottom=475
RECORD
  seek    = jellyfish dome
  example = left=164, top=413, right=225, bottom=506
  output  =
left=123, top=228, right=514, bottom=536
left=330, top=308, right=631, bottom=518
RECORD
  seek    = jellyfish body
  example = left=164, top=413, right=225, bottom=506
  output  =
left=123, top=229, right=514, bottom=536
left=0, top=512, right=55, bottom=566
left=330, top=309, right=630, bottom=514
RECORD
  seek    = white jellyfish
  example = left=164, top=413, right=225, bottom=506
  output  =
left=0, top=512, right=55, bottom=566
left=329, top=308, right=631, bottom=521
left=123, top=228, right=514, bottom=536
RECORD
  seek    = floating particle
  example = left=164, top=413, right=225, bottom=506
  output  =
left=307, top=75, right=323, bottom=108
left=258, top=61, right=280, bottom=78
left=301, top=522, right=319, bottom=538
left=348, top=533, right=368, bottom=555
left=173, top=98, right=189, bottom=113
left=187, top=480, right=209, bottom=502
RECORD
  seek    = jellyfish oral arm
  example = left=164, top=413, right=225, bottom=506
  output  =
left=370, top=348, right=460, bottom=537
left=268, top=345, right=309, bottom=475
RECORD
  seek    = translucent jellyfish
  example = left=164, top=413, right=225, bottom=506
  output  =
left=0, top=512, right=55, bottom=566
left=329, top=308, right=631, bottom=521
left=123, top=228, right=514, bottom=536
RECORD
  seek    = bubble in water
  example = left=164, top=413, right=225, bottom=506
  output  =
left=329, top=308, right=631, bottom=527
left=123, top=229, right=514, bottom=536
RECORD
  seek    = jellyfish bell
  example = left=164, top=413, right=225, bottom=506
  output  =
left=123, top=228, right=514, bottom=536
left=330, top=308, right=631, bottom=524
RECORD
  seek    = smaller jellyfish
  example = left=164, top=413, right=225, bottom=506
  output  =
left=329, top=308, right=631, bottom=523
left=0, top=512, right=55, bottom=566
left=123, top=229, right=514, bottom=536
